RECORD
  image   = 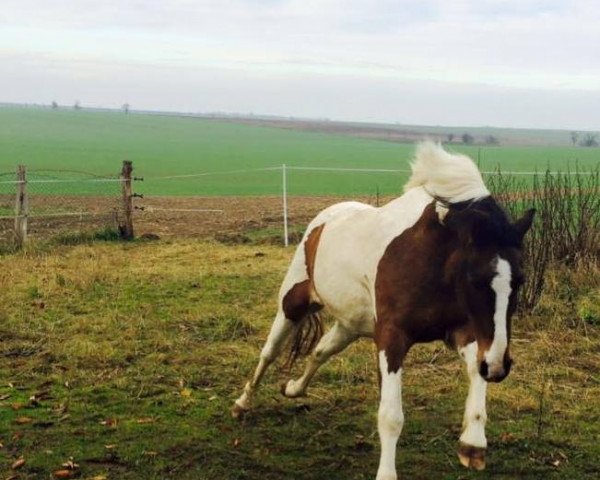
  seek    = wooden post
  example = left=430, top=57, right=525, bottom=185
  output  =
left=14, top=165, right=28, bottom=247
left=119, top=160, right=134, bottom=240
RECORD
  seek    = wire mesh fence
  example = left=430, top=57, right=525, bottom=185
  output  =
left=0, top=167, right=126, bottom=250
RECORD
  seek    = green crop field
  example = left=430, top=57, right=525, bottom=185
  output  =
left=0, top=107, right=599, bottom=196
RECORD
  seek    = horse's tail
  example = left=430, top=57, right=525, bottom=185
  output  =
left=283, top=311, right=323, bottom=370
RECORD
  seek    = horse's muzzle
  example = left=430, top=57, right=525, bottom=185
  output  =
left=479, top=357, right=513, bottom=383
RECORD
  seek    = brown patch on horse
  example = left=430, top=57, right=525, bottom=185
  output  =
left=282, top=280, right=312, bottom=322
left=282, top=223, right=326, bottom=322
left=304, top=223, right=325, bottom=300
left=375, top=203, right=466, bottom=372
left=281, top=224, right=326, bottom=368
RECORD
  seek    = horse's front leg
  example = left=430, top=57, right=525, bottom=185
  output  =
left=458, top=341, right=487, bottom=470
left=375, top=348, right=405, bottom=480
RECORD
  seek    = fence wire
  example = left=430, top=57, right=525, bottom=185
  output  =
left=0, top=169, right=124, bottom=250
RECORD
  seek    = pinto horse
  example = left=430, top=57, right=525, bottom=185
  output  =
left=233, top=142, right=535, bottom=479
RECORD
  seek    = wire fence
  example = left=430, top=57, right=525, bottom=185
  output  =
left=1, top=161, right=598, bottom=251
left=0, top=167, right=127, bottom=250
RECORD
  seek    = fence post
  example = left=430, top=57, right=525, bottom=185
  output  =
left=282, top=164, right=289, bottom=247
left=14, top=165, right=28, bottom=247
left=119, top=160, right=134, bottom=240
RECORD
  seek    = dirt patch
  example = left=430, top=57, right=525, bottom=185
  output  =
left=0, top=194, right=394, bottom=246
left=134, top=195, right=393, bottom=241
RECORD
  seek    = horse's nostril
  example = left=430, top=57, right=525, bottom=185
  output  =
left=479, top=361, right=489, bottom=379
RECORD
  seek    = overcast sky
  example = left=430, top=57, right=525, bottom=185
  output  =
left=1, top=0, right=599, bottom=129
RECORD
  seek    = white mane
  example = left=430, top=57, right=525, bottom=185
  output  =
left=404, top=142, right=489, bottom=203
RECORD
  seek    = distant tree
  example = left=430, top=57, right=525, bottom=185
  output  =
left=447, top=133, right=455, bottom=143
left=51, top=101, right=58, bottom=109
left=462, top=133, right=474, bottom=145
left=484, top=135, right=499, bottom=145
left=122, top=103, right=130, bottom=114
left=580, top=133, right=598, bottom=147
left=74, top=100, right=81, bottom=110
left=570, top=131, right=579, bottom=146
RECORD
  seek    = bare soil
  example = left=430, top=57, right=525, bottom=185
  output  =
left=0, top=195, right=397, bottom=246
left=135, top=195, right=393, bottom=241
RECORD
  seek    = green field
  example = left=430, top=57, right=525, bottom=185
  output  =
left=1, top=107, right=599, bottom=196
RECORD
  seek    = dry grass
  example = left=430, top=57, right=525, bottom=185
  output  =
left=0, top=239, right=599, bottom=479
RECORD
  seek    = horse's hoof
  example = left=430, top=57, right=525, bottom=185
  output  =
left=281, top=380, right=305, bottom=398
left=458, top=442, right=486, bottom=470
left=231, top=402, right=249, bottom=420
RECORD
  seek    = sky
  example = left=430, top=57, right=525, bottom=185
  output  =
left=1, top=0, right=599, bottom=130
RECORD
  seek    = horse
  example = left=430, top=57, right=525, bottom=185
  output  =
left=232, top=142, right=535, bottom=479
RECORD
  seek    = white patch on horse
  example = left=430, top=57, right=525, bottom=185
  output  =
left=485, top=257, right=512, bottom=375
left=376, top=351, right=404, bottom=480
left=459, top=342, right=488, bottom=448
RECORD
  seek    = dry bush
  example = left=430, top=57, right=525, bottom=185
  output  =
left=488, top=166, right=600, bottom=312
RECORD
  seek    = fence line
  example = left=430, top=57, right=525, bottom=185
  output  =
left=0, top=178, right=125, bottom=185
left=2, top=160, right=599, bottom=249
left=146, top=166, right=281, bottom=180
left=0, top=161, right=136, bottom=248
left=142, top=164, right=599, bottom=180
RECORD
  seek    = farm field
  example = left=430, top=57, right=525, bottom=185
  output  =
left=0, top=238, right=599, bottom=479
left=1, top=107, right=599, bottom=197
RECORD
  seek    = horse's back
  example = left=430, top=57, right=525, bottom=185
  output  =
left=304, top=201, right=375, bottom=235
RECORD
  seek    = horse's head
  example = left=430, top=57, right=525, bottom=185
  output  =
left=444, top=197, right=535, bottom=382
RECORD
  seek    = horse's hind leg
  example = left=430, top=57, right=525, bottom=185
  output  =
left=232, top=309, right=294, bottom=418
left=283, top=322, right=357, bottom=398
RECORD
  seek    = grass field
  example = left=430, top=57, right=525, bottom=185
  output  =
left=0, top=238, right=599, bottom=479
left=1, top=107, right=599, bottom=196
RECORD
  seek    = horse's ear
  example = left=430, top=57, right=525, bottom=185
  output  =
left=513, top=208, right=536, bottom=240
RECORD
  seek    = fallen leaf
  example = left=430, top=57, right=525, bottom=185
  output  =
left=15, top=416, right=33, bottom=424
left=12, top=457, right=25, bottom=469
left=0, top=393, right=11, bottom=400
left=89, top=476, right=107, bottom=480
left=104, top=444, right=117, bottom=450
left=53, top=469, right=75, bottom=479
left=136, top=417, right=156, bottom=424
left=232, top=438, right=241, bottom=447
left=143, top=450, right=158, bottom=457
left=11, top=402, right=26, bottom=410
